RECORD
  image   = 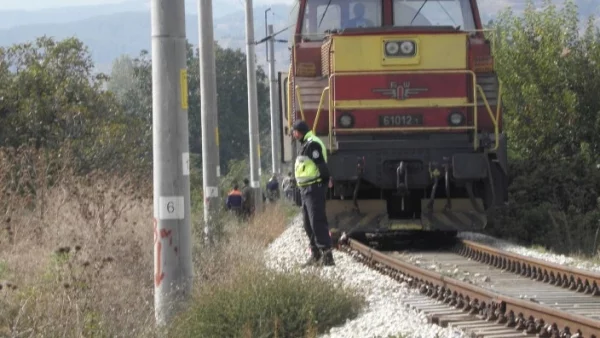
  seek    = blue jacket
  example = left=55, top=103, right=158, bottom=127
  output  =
left=226, top=189, right=243, bottom=209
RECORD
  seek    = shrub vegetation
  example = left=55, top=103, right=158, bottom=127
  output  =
left=171, top=264, right=363, bottom=338
left=486, top=0, right=600, bottom=255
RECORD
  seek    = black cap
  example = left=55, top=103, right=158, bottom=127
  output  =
left=292, top=120, right=310, bottom=135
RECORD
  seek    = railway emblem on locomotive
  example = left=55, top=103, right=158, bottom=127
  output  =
left=372, top=81, right=428, bottom=100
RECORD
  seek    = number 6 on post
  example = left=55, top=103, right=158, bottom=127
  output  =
left=158, top=196, right=185, bottom=220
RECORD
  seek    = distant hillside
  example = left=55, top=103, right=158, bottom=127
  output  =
left=0, top=0, right=597, bottom=74
left=0, top=0, right=244, bottom=29
left=0, top=4, right=291, bottom=73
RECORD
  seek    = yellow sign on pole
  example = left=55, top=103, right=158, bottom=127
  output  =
left=180, top=69, right=188, bottom=110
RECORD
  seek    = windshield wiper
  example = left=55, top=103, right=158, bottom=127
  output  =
left=318, top=0, right=333, bottom=29
left=437, top=1, right=458, bottom=27
left=410, top=0, right=430, bottom=25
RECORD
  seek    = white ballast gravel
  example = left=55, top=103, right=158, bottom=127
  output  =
left=264, top=215, right=466, bottom=338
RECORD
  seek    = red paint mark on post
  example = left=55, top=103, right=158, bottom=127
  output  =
left=160, top=229, right=173, bottom=246
left=154, top=218, right=165, bottom=287
left=160, top=229, right=172, bottom=238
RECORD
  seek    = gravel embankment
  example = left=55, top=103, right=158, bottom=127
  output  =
left=459, top=231, right=600, bottom=273
left=264, top=215, right=466, bottom=338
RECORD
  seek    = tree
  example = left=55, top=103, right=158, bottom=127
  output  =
left=188, top=43, right=271, bottom=171
left=108, top=51, right=152, bottom=122
left=123, top=42, right=272, bottom=175
left=107, top=55, right=136, bottom=103
left=0, top=36, right=151, bottom=176
left=0, top=37, right=106, bottom=149
left=487, top=0, right=600, bottom=254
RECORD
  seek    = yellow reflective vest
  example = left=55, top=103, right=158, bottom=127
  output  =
left=294, top=131, right=328, bottom=187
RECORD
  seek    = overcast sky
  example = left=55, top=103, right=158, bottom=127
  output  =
left=0, top=0, right=290, bottom=10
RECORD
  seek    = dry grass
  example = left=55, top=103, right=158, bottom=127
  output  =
left=0, top=146, right=363, bottom=337
left=0, top=146, right=155, bottom=337
left=191, top=201, right=293, bottom=291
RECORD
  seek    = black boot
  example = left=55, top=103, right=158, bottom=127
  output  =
left=321, top=248, right=335, bottom=266
left=302, top=248, right=322, bottom=267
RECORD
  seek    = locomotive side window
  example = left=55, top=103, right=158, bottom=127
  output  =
left=300, top=0, right=383, bottom=40
left=392, top=0, right=475, bottom=30
left=301, top=2, right=341, bottom=40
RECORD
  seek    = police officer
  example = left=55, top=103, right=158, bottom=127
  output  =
left=292, top=120, right=335, bottom=267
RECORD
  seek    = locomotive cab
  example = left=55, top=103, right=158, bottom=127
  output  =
left=279, top=0, right=508, bottom=243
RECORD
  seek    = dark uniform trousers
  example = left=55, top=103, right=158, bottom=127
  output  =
left=300, top=182, right=332, bottom=252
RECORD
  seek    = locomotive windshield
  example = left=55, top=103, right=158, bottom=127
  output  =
left=298, top=0, right=476, bottom=40
left=301, top=0, right=383, bottom=39
left=393, top=0, right=476, bottom=29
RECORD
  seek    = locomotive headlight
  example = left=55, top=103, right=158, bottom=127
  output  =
left=399, top=41, right=415, bottom=55
left=339, top=113, right=354, bottom=128
left=448, top=112, right=465, bottom=126
left=385, top=42, right=400, bottom=55
left=384, top=40, right=416, bottom=57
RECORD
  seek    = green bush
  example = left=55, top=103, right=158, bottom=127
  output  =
left=483, top=0, right=600, bottom=256
left=170, top=267, right=364, bottom=338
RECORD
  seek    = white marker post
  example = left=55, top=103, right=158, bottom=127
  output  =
left=151, top=0, right=193, bottom=326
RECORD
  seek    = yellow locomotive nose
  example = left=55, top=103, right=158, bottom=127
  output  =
left=322, top=32, right=473, bottom=136
left=326, top=33, right=467, bottom=71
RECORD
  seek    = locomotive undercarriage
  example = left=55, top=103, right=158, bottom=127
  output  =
left=306, top=133, right=509, bottom=245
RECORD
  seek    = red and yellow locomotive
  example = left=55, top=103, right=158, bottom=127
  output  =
left=278, top=0, right=508, bottom=242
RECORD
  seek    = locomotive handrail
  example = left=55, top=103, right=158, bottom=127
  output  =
left=328, top=69, right=482, bottom=150
left=298, top=71, right=501, bottom=153
left=496, top=79, right=503, bottom=138
left=312, top=86, right=330, bottom=133
left=294, top=85, right=306, bottom=121
left=476, top=82, right=502, bottom=151
left=287, top=65, right=293, bottom=131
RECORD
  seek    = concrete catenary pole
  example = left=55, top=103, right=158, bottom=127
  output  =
left=197, top=0, right=221, bottom=242
left=267, top=24, right=281, bottom=175
left=151, top=0, right=193, bottom=326
left=244, top=0, right=263, bottom=211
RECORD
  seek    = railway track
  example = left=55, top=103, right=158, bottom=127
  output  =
left=341, top=238, right=600, bottom=338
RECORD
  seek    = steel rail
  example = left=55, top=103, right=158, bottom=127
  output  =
left=457, top=239, right=600, bottom=296
left=346, top=239, right=600, bottom=338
